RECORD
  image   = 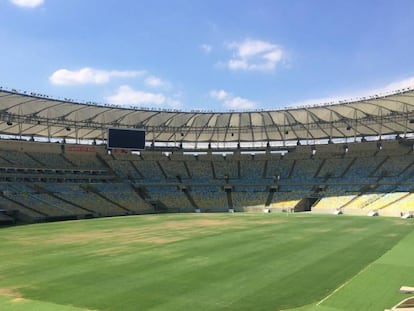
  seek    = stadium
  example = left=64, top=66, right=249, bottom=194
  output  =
left=0, top=86, right=414, bottom=311
left=1, top=86, right=414, bottom=221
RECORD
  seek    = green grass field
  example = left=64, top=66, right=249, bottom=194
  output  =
left=0, top=213, right=413, bottom=311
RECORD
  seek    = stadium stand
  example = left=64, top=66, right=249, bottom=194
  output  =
left=0, top=137, right=412, bottom=223
left=0, top=87, right=414, bottom=224
left=186, top=156, right=214, bottom=181
left=365, top=192, right=410, bottom=215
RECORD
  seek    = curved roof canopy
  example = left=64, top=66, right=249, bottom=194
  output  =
left=1, top=87, right=414, bottom=144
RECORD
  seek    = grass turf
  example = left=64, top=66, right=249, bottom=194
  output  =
left=291, top=219, right=414, bottom=311
left=0, top=213, right=413, bottom=310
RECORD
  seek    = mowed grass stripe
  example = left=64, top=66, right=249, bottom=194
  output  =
left=0, top=214, right=412, bottom=311
left=315, top=222, right=414, bottom=311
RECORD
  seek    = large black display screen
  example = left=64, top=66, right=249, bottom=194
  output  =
left=108, top=128, right=145, bottom=150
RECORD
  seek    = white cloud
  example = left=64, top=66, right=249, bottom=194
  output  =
left=200, top=44, right=212, bottom=54
left=106, top=85, right=166, bottom=106
left=225, top=39, right=284, bottom=72
left=145, top=76, right=163, bottom=88
left=49, top=67, right=144, bottom=85
left=224, top=96, right=257, bottom=110
left=144, top=75, right=170, bottom=89
left=10, top=0, right=43, bottom=7
left=289, top=76, right=414, bottom=108
left=210, top=89, right=257, bottom=110
left=375, top=76, right=414, bottom=93
left=228, top=59, right=249, bottom=70
left=210, top=89, right=228, bottom=101
left=106, top=85, right=183, bottom=109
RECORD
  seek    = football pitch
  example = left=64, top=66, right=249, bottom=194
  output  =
left=0, top=213, right=413, bottom=311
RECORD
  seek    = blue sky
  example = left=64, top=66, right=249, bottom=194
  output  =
left=1, top=0, right=414, bottom=112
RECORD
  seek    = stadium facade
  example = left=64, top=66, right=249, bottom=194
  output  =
left=0, top=86, right=413, bottom=225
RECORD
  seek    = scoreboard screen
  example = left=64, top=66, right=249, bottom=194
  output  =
left=108, top=128, right=145, bottom=150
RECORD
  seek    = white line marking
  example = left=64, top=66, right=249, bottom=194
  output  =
left=317, top=261, right=376, bottom=306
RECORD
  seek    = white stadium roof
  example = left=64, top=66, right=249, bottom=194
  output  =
left=1, top=87, right=414, bottom=145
